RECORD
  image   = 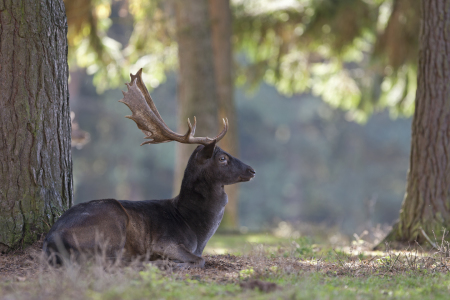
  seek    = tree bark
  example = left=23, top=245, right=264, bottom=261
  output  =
left=379, top=0, right=450, bottom=248
left=209, top=0, right=239, bottom=230
left=0, top=0, right=72, bottom=252
left=173, top=0, right=218, bottom=193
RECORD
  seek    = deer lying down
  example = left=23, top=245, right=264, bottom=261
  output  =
left=43, top=69, right=255, bottom=268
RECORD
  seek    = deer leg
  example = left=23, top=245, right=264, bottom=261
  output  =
left=151, top=243, right=205, bottom=269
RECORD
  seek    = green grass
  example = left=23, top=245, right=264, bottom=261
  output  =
left=204, top=233, right=291, bottom=255
left=18, top=265, right=450, bottom=300
left=2, top=233, right=450, bottom=300
left=7, top=265, right=450, bottom=300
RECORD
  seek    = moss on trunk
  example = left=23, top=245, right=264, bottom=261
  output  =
left=0, top=0, right=72, bottom=252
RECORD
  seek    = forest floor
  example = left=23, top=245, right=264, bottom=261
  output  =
left=1, top=231, right=450, bottom=299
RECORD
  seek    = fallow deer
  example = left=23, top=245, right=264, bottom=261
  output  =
left=43, top=69, right=255, bottom=268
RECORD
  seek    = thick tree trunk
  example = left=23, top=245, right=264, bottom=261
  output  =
left=209, top=0, right=239, bottom=230
left=379, top=0, right=450, bottom=248
left=0, top=0, right=72, bottom=252
left=173, top=0, right=218, bottom=193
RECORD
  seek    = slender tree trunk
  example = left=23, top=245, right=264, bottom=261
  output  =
left=209, top=0, right=239, bottom=230
left=0, top=0, right=72, bottom=252
left=379, top=0, right=450, bottom=248
left=173, top=0, right=218, bottom=193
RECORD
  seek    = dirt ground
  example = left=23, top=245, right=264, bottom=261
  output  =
left=2, top=237, right=449, bottom=288
left=0, top=241, right=43, bottom=282
left=0, top=240, right=310, bottom=284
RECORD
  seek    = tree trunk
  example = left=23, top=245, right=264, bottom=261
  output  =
left=379, top=0, right=450, bottom=248
left=173, top=0, right=218, bottom=193
left=0, top=0, right=72, bottom=252
left=209, top=0, right=239, bottom=230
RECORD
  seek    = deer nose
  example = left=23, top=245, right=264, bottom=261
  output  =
left=247, top=168, right=256, bottom=176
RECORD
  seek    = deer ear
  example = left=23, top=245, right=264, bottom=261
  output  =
left=198, top=140, right=216, bottom=160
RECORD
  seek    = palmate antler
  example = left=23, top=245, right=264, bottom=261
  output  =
left=119, top=69, right=228, bottom=146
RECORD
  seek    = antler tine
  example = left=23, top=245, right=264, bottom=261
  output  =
left=214, top=118, right=228, bottom=142
left=185, top=118, right=228, bottom=145
left=187, top=117, right=197, bottom=137
left=120, top=69, right=227, bottom=146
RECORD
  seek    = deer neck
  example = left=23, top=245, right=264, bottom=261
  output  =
left=177, top=178, right=227, bottom=215
left=175, top=178, right=228, bottom=239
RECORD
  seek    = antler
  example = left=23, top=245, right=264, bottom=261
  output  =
left=119, top=69, right=228, bottom=146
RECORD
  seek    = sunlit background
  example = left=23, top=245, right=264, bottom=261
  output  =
left=67, top=0, right=416, bottom=237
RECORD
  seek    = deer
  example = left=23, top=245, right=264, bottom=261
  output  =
left=43, top=69, right=256, bottom=268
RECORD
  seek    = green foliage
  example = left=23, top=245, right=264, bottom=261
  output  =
left=233, top=0, right=419, bottom=121
left=125, top=0, right=178, bottom=87
left=65, top=0, right=128, bottom=92
left=65, top=0, right=176, bottom=92
left=66, top=0, right=420, bottom=120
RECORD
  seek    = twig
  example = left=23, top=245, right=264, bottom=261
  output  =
left=420, top=227, right=438, bottom=249
left=387, top=253, right=402, bottom=273
left=43, top=220, right=51, bottom=229
left=439, top=260, right=450, bottom=273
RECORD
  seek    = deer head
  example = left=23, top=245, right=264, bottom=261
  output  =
left=185, top=141, right=256, bottom=186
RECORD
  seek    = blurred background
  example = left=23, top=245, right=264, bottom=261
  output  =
left=66, top=0, right=417, bottom=239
